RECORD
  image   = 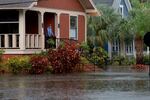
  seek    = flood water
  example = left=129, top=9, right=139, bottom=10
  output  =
left=0, top=67, right=150, bottom=100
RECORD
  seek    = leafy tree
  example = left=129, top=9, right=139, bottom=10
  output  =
left=87, top=5, right=120, bottom=48
left=129, top=0, right=150, bottom=64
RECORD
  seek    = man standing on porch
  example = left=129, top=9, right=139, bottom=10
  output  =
left=46, top=24, right=55, bottom=48
left=47, top=24, right=54, bottom=37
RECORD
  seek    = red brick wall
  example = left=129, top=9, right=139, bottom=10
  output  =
left=60, top=14, right=69, bottom=39
left=78, top=15, right=85, bottom=43
left=36, top=0, right=84, bottom=12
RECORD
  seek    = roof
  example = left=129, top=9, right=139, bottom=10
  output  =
left=93, top=0, right=114, bottom=6
left=93, top=0, right=132, bottom=11
left=0, top=0, right=37, bottom=9
left=0, top=0, right=100, bottom=16
left=78, top=0, right=101, bottom=16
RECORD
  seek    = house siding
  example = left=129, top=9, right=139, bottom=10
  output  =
left=36, top=0, right=85, bottom=12
left=121, top=0, right=129, bottom=17
left=60, top=13, right=69, bottom=39
left=78, top=15, right=85, bottom=43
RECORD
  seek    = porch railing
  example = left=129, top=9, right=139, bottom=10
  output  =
left=25, top=34, right=41, bottom=49
left=0, top=34, right=19, bottom=49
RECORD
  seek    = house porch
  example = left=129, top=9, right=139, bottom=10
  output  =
left=0, top=10, right=57, bottom=54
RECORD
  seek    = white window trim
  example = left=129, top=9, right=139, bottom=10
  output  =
left=112, top=40, right=120, bottom=52
left=125, top=42, right=134, bottom=55
left=69, top=15, right=78, bottom=40
left=119, top=5, right=124, bottom=18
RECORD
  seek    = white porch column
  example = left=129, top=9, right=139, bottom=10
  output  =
left=147, top=47, right=149, bottom=55
left=108, top=41, right=112, bottom=59
left=85, top=15, right=87, bottom=42
left=4, top=34, right=9, bottom=48
left=38, top=11, right=45, bottom=50
left=56, top=13, right=60, bottom=47
left=12, top=34, right=17, bottom=48
left=19, top=10, right=26, bottom=50
left=57, top=13, right=60, bottom=38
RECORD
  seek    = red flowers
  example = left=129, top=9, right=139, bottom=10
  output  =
left=48, top=42, right=80, bottom=73
left=132, top=64, right=149, bottom=71
left=30, top=56, right=49, bottom=74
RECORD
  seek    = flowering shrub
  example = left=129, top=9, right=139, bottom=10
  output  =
left=29, top=56, right=50, bottom=74
left=89, top=47, right=108, bottom=67
left=48, top=42, right=80, bottom=73
left=132, top=64, right=148, bottom=71
left=7, top=56, right=31, bottom=74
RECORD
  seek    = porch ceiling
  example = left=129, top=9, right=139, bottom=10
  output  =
left=78, top=0, right=101, bottom=16
left=0, top=0, right=37, bottom=9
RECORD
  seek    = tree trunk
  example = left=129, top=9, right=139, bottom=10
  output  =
left=120, top=40, right=125, bottom=57
left=135, top=36, right=144, bottom=64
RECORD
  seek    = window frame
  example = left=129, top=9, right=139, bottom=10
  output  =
left=119, top=5, right=124, bottom=18
left=0, top=10, right=19, bottom=34
left=69, top=15, right=78, bottom=40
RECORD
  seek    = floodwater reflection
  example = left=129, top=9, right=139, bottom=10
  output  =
left=0, top=72, right=150, bottom=100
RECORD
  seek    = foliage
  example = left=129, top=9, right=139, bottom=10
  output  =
left=111, top=55, right=136, bottom=66
left=87, top=5, right=121, bottom=47
left=48, top=42, right=80, bottom=73
left=132, top=64, right=148, bottom=71
left=128, top=1, right=150, bottom=64
left=0, top=49, right=4, bottom=62
left=80, top=57, right=90, bottom=65
left=37, top=50, right=48, bottom=56
left=89, top=47, right=108, bottom=67
left=29, top=55, right=50, bottom=74
left=47, top=38, right=56, bottom=48
left=7, top=56, right=31, bottom=74
left=79, top=42, right=90, bottom=56
left=143, top=55, right=150, bottom=65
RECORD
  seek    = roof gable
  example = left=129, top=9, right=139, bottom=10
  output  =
left=112, top=0, right=132, bottom=11
left=78, top=0, right=100, bottom=16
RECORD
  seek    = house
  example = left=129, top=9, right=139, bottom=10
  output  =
left=93, top=0, right=135, bottom=58
left=0, top=0, right=99, bottom=56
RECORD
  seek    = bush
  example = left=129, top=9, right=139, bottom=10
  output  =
left=80, top=56, right=90, bottom=65
left=7, top=56, right=31, bottom=74
left=48, top=42, right=80, bottom=73
left=89, top=47, right=108, bottom=68
left=111, top=55, right=125, bottom=65
left=79, top=42, right=90, bottom=56
left=29, top=55, right=50, bottom=74
left=0, top=49, right=4, bottom=62
left=143, top=55, right=149, bottom=65
left=111, top=55, right=135, bottom=66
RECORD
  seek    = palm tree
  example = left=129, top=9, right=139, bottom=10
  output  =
left=129, top=0, right=150, bottom=64
left=87, top=5, right=120, bottom=48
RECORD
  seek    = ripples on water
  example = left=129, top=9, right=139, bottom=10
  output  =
left=0, top=72, right=150, bottom=100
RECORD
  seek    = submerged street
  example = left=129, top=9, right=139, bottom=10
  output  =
left=0, top=67, right=150, bottom=100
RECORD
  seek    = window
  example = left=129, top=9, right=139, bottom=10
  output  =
left=112, top=40, right=120, bottom=55
left=125, top=43, right=133, bottom=54
left=119, top=5, right=124, bottom=18
left=0, top=10, right=19, bottom=33
left=70, top=16, right=77, bottom=40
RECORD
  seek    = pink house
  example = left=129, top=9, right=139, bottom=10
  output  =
left=0, top=0, right=99, bottom=56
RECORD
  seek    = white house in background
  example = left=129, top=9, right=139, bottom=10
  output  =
left=93, top=0, right=135, bottom=58
left=0, top=0, right=99, bottom=57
